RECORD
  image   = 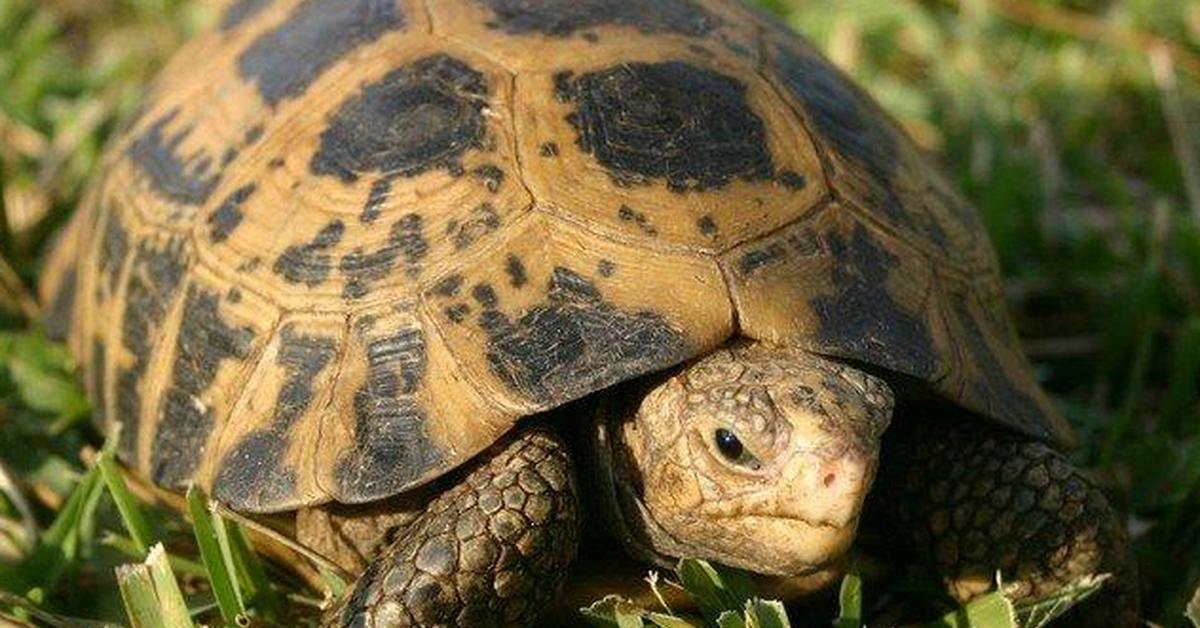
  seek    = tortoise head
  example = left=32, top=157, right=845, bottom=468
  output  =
left=598, top=344, right=893, bottom=576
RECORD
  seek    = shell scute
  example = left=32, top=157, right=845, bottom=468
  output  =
left=208, top=313, right=346, bottom=511
left=422, top=213, right=733, bottom=413
left=428, top=0, right=760, bottom=72
left=514, top=42, right=827, bottom=252
left=312, top=306, right=509, bottom=505
left=764, top=34, right=990, bottom=269
left=192, top=38, right=530, bottom=311
left=149, top=280, right=259, bottom=487
left=115, top=235, right=192, bottom=466
left=236, top=0, right=408, bottom=106
left=723, top=205, right=951, bottom=386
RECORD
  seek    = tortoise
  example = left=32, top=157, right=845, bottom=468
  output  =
left=37, top=0, right=1138, bottom=625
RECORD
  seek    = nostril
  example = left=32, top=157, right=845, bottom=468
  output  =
left=823, top=473, right=837, bottom=488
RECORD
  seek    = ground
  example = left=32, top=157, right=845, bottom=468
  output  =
left=0, top=0, right=1197, bottom=626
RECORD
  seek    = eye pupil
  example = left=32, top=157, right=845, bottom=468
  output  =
left=714, top=428, right=744, bottom=460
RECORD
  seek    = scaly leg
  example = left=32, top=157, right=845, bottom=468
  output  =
left=326, top=426, right=580, bottom=627
left=867, top=417, right=1138, bottom=627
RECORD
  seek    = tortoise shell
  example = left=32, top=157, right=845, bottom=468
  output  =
left=39, top=0, right=1071, bottom=513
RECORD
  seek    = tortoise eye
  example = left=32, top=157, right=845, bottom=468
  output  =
left=714, top=428, right=744, bottom=461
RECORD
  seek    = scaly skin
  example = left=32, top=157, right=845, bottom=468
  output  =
left=867, top=416, right=1138, bottom=627
left=328, top=426, right=580, bottom=627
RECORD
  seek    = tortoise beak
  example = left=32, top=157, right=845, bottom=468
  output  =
left=777, top=446, right=877, bottom=528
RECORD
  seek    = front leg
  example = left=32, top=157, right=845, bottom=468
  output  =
left=328, top=426, right=580, bottom=628
left=867, top=417, right=1138, bottom=627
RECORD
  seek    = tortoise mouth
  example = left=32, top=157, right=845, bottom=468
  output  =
left=650, top=506, right=861, bottom=576
left=707, top=510, right=858, bottom=530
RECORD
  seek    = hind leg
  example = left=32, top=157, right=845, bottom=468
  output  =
left=312, top=426, right=580, bottom=628
left=867, top=418, right=1138, bottom=627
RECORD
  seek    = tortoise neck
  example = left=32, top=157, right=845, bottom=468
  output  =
left=576, top=395, right=703, bottom=569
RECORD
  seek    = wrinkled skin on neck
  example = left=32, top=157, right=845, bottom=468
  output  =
left=593, top=343, right=894, bottom=576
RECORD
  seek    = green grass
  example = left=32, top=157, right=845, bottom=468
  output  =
left=0, top=0, right=1198, bottom=625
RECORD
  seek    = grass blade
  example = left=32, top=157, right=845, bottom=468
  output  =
left=646, top=611, right=703, bottom=628
left=1013, top=574, right=1108, bottom=628
left=834, top=573, right=862, bottom=628
left=1163, top=318, right=1200, bottom=433
left=100, top=533, right=208, bottom=580
left=0, top=590, right=120, bottom=628
left=18, top=462, right=102, bottom=590
left=210, top=509, right=247, bottom=611
left=186, top=486, right=244, bottom=626
left=716, top=611, right=747, bottom=628
left=675, top=559, right=753, bottom=624
left=581, top=595, right=646, bottom=628
left=222, top=515, right=280, bottom=621
left=145, top=544, right=194, bottom=628
left=922, top=591, right=1016, bottom=628
left=116, top=563, right=162, bottom=628
left=96, top=450, right=154, bottom=557
left=743, top=600, right=790, bottom=628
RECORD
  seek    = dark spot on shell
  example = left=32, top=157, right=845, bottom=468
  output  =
left=268, top=158, right=286, bottom=169
left=433, top=274, right=464, bottom=297
left=116, top=239, right=189, bottom=464
left=310, top=55, right=488, bottom=183
left=244, top=124, right=265, bottom=145
left=810, top=224, right=935, bottom=379
left=697, top=215, right=718, bottom=237
left=722, top=38, right=753, bottom=59
left=220, top=0, right=272, bottom=31
left=273, top=221, right=345, bottom=286
left=91, top=338, right=108, bottom=426
left=152, top=283, right=255, bottom=488
left=562, top=62, right=774, bottom=192
left=479, top=266, right=688, bottom=405
left=445, top=304, right=471, bottom=323
left=738, top=243, right=786, bottom=276
left=778, top=170, right=807, bottom=190
left=98, top=210, right=130, bottom=294
left=227, top=288, right=242, bottom=304
left=207, top=183, right=257, bottom=243
left=505, top=255, right=528, bottom=288
left=335, top=328, right=443, bottom=502
left=539, top=142, right=559, bottom=157
left=952, top=301, right=1047, bottom=437
left=735, top=224, right=821, bottom=277
left=221, top=148, right=239, bottom=168
left=45, top=265, right=77, bottom=342
left=476, top=0, right=722, bottom=38
left=238, top=0, right=405, bottom=106
left=597, top=260, right=616, bottom=277
left=473, top=165, right=505, bottom=192
left=361, top=176, right=395, bottom=223
left=552, top=72, right=574, bottom=103
left=126, top=109, right=220, bottom=206
left=340, top=213, right=427, bottom=299
left=448, top=203, right=500, bottom=250
left=214, top=326, right=336, bottom=510
left=616, top=205, right=657, bottom=236
left=773, top=44, right=947, bottom=249
left=472, top=284, right=499, bottom=309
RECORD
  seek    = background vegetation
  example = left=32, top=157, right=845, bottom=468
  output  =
left=0, top=0, right=1197, bottom=625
